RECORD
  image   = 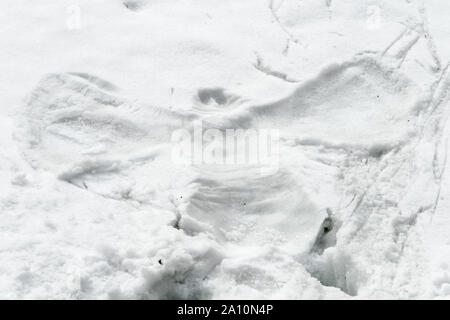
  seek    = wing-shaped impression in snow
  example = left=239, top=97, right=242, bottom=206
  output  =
left=18, top=48, right=448, bottom=298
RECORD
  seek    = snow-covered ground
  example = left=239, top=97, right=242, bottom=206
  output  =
left=0, top=0, right=449, bottom=299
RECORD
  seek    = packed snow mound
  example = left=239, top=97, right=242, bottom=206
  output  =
left=1, top=0, right=450, bottom=299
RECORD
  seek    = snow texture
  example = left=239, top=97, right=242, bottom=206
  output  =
left=0, top=0, right=450, bottom=299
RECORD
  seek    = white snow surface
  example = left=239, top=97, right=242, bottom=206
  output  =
left=0, top=0, right=450, bottom=299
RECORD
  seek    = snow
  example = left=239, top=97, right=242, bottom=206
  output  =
left=0, top=0, right=449, bottom=299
